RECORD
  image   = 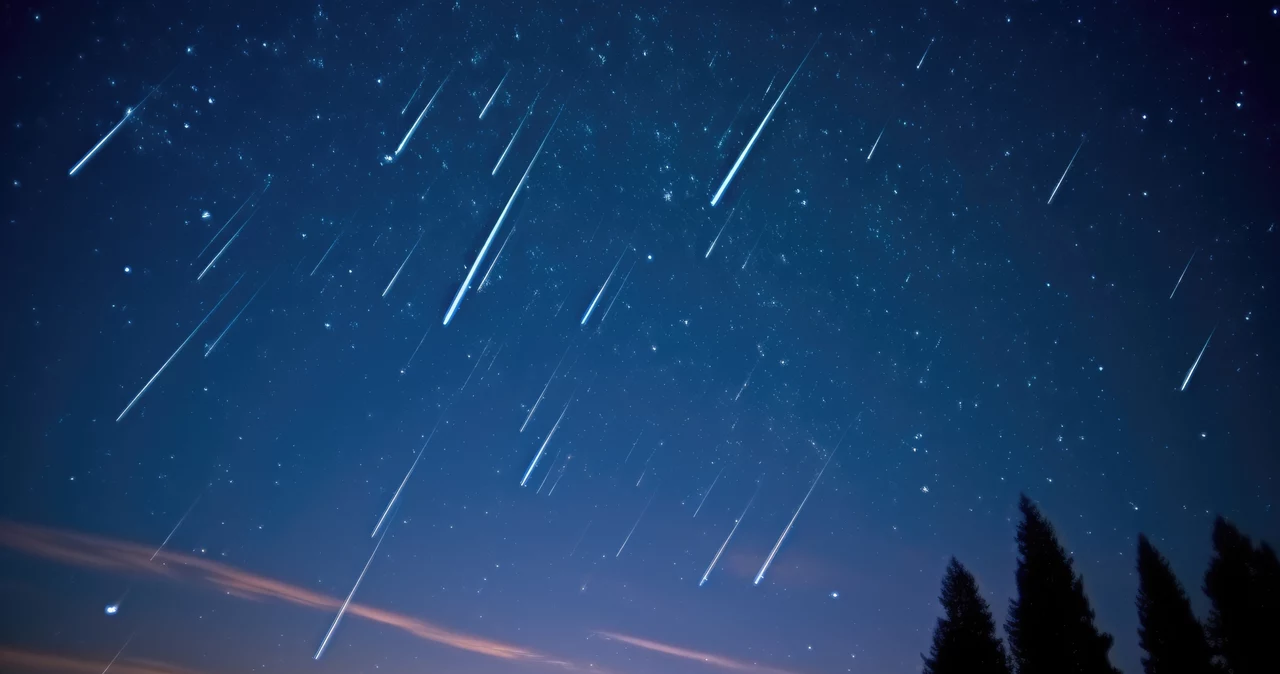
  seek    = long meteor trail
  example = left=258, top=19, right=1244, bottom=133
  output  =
left=117, top=276, right=241, bottom=422
left=198, top=206, right=259, bottom=281
left=520, top=346, right=571, bottom=432
left=69, top=95, right=147, bottom=176
left=311, top=229, right=344, bottom=276
left=1169, top=250, right=1197, bottom=300
left=597, top=259, right=637, bottom=328
left=582, top=249, right=627, bottom=325
left=205, top=275, right=270, bottom=357
left=100, top=633, right=136, bottom=674
left=478, top=226, right=515, bottom=292
left=197, top=192, right=256, bottom=260
left=444, top=107, right=562, bottom=326
left=400, top=73, right=428, bottom=115
left=383, top=231, right=424, bottom=297
left=700, top=487, right=758, bottom=586
left=371, top=418, right=443, bottom=537
left=479, top=70, right=509, bottom=120
left=711, top=36, right=820, bottom=207
left=1047, top=137, right=1085, bottom=205
left=705, top=205, right=738, bottom=259
left=314, top=527, right=389, bottom=660
left=692, top=467, right=724, bottom=517
left=1180, top=326, right=1216, bottom=392
left=520, top=397, right=572, bottom=487
left=916, top=37, right=935, bottom=69
left=394, top=70, right=451, bottom=160
left=152, top=493, right=202, bottom=561
left=616, top=490, right=657, bottom=558
left=754, top=449, right=837, bottom=585
left=492, top=90, right=542, bottom=176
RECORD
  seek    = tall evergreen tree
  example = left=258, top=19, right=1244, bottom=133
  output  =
left=1203, top=517, right=1280, bottom=674
left=1005, top=495, right=1121, bottom=674
left=922, top=558, right=1012, bottom=674
left=1135, top=534, right=1214, bottom=674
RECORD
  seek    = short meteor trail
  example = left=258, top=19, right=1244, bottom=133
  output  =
left=314, top=526, right=389, bottom=660
left=117, top=276, right=241, bottom=422
left=403, top=325, right=432, bottom=372
left=197, top=191, right=256, bottom=260
left=198, top=206, right=259, bottom=281
left=700, top=487, right=758, bottom=586
left=867, top=124, right=886, bottom=162
left=582, top=249, right=628, bottom=325
left=734, top=358, right=760, bottom=401
left=205, top=275, right=270, bottom=357
left=492, top=90, right=542, bottom=176
left=520, top=396, right=572, bottom=487
left=916, top=37, right=935, bottom=69
left=152, top=493, right=202, bottom=561
left=692, top=466, right=724, bottom=517
left=445, top=107, right=562, bottom=326
left=754, top=448, right=837, bottom=585
left=400, top=73, right=428, bottom=115
left=311, top=229, right=344, bottom=276
left=520, top=346, right=571, bottom=432
left=478, top=226, right=515, bottom=292
left=597, top=259, right=637, bottom=327
left=383, top=231, right=424, bottom=297
left=394, top=70, right=451, bottom=159
left=100, top=633, right=136, bottom=674
left=616, top=490, right=657, bottom=558
left=1169, top=250, right=1197, bottom=300
left=705, top=205, right=738, bottom=259
left=742, top=223, right=770, bottom=270
left=479, top=70, right=509, bottom=120
left=1180, top=326, right=1216, bottom=392
left=711, top=35, right=820, bottom=206
left=371, top=418, right=443, bottom=537
left=1047, top=137, right=1085, bottom=205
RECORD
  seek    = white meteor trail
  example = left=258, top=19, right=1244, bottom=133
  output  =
left=403, top=325, right=432, bottom=372
left=444, top=107, right=562, bottom=326
left=711, top=36, right=820, bottom=206
left=520, top=397, right=572, bottom=487
left=100, top=633, right=136, bottom=674
left=536, top=449, right=562, bottom=493
left=582, top=249, right=628, bottom=325
left=597, top=259, right=637, bottom=328
left=734, top=359, right=760, bottom=401
left=394, top=70, right=451, bottom=159
left=754, top=449, right=837, bottom=585
left=705, top=205, right=738, bottom=258
left=1180, top=326, right=1216, bottom=392
left=117, top=276, right=241, bottom=422
left=742, top=223, right=770, bottom=270
left=478, top=226, right=515, bottom=292
left=916, top=37, right=935, bottom=69
left=371, top=418, right=443, bottom=537
left=460, top=339, right=492, bottom=392
left=311, top=229, right=344, bottom=276
left=197, top=192, right=255, bottom=260
left=692, top=467, right=724, bottom=517
left=520, top=346, right=571, bottom=432
left=152, top=493, right=202, bottom=561
left=400, top=74, right=428, bottom=115
left=1047, top=137, right=1085, bottom=205
left=700, top=487, right=758, bottom=586
left=617, top=490, right=657, bottom=558
left=867, top=124, right=886, bottom=162
left=1169, top=250, right=1197, bottom=300
left=315, top=526, right=389, bottom=660
left=198, top=206, right=259, bottom=281
left=69, top=109, right=132, bottom=177
left=479, top=70, right=509, bottom=120
left=205, top=275, right=269, bottom=357
left=383, top=231, right=424, bottom=298
left=492, top=90, right=542, bottom=176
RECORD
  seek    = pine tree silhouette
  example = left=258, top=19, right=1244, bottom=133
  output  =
left=1005, top=495, right=1121, bottom=674
left=1203, top=517, right=1280, bottom=674
left=922, top=558, right=1011, bottom=674
left=1135, top=534, right=1214, bottom=674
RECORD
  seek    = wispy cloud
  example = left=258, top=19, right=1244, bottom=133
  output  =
left=0, top=646, right=211, bottom=674
left=593, top=631, right=801, bottom=674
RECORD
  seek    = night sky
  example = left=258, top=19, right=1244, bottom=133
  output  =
left=2, top=1, right=1278, bottom=674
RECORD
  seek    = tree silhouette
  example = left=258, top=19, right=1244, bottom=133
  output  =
left=1135, top=534, right=1214, bottom=674
left=922, top=558, right=1012, bottom=674
left=1203, top=517, right=1280, bottom=674
left=1005, top=494, right=1121, bottom=674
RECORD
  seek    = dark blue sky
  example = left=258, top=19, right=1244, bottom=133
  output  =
left=2, top=1, right=1277, bottom=674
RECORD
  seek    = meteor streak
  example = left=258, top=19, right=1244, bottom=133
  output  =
left=711, top=36, right=820, bottom=207
left=616, top=490, right=657, bottom=557
left=867, top=124, right=886, bottom=162
left=582, top=249, right=628, bottom=325
left=197, top=191, right=255, bottom=260
left=383, top=231, right=424, bottom=298
left=520, top=397, right=572, bottom=487
left=315, top=527, right=389, bottom=660
left=371, top=418, right=443, bottom=538
left=69, top=101, right=140, bottom=176
left=478, top=226, right=515, bottom=292
left=734, top=359, right=760, bottom=401
left=597, top=259, right=637, bottom=327
left=520, top=345, right=571, bottom=432
left=916, top=37, right=935, bottom=69
left=705, top=205, right=737, bottom=259
left=400, top=73, right=428, bottom=115
left=700, top=487, right=758, bottom=586
left=692, top=467, right=724, bottom=518
left=1180, top=326, right=1216, bottom=392
left=205, top=275, right=270, bottom=357
left=403, top=325, right=432, bottom=372
left=117, top=276, right=241, bottom=422
left=742, top=223, right=770, bottom=270
left=100, top=633, right=135, bottom=674
left=493, top=89, right=543, bottom=176
left=754, top=448, right=837, bottom=585
left=198, top=206, right=259, bottom=281
left=479, top=70, right=509, bottom=120
left=152, top=493, right=202, bottom=561
left=1047, top=137, right=1085, bottom=205
left=1169, top=250, right=1197, bottom=300
left=394, top=70, right=451, bottom=159
left=444, top=107, right=562, bottom=326
left=311, top=229, right=344, bottom=276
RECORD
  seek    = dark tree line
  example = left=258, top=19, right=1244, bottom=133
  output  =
left=921, top=495, right=1278, bottom=674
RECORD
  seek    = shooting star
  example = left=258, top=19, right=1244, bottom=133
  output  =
left=394, top=70, right=451, bottom=160
left=755, top=448, right=837, bottom=585
left=1047, top=137, right=1085, bottom=205
left=520, top=345, right=571, bottom=432
left=444, top=107, right=562, bottom=326
left=741, top=223, right=770, bottom=270
left=460, top=339, right=493, bottom=392
left=692, top=467, right=724, bottom=517
left=99, top=633, right=136, bottom=674
left=493, top=89, right=543, bottom=176
left=520, top=396, right=572, bottom=487
left=916, top=37, right=935, bottom=70
left=1179, top=326, right=1216, bottom=392
left=314, top=526, right=389, bottom=660
left=569, top=520, right=592, bottom=557
left=383, top=231, right=425, bottom=298
left=705, top=205, right=738, bottom=259
left=117, top=276, right=241, bottom=422
left=700, top=487, right=758, bottom=586
left=536, top=449, right=562, bottom=493
left=205, top=275, right=270, bottom=357
left=311, top=229, right=344, bottom=276
left=198, top=206, right=259, bottom=281
left=403, top=325, right=432, bottom=373
left=400, top=73, right=428, bottom=116
left=197, top=191, right=257, bottom=260
left=478, top=226, right=515, bottom=292
left=636, top=442, right=661, bottom=487
left=1169, top=250, right=1197, bottom=300
left=711, top=36, right=820, bottom=206
left=867, top=124, right=886, bottom=162
left=151, top=493, right=202, bottom=561
left=479, top=70, right=509, bottom=120
left=734, top=359, right=760, bottom=401
left=371, top=418, right=443, bottom=537
left=597, top=259, right=637, bottom=328
left=69, top=69, right=173, bottom=177
left=582, top=249, right=628, bottom=325
left=616, top=490, right=657, bottom=558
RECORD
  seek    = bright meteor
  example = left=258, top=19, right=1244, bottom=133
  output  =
left=1180, top=326, right=1216, bottom=392
left=754, top=447, right=838, bottom=585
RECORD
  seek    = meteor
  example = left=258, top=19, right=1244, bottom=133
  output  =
left=916, top=37, right=935, bottom=70
left=403, top=325, right=432, bottom=372
left=492, top=90, right=542, bottom=176
left=152, top=493, right=202, bottom=561
left=1169, top=250, right=1197, bottom=300
left=867, top=124, right=886, bottom=162
left=197, top=206, right=259, bottom=281
left=520, top=396, right=572, bottom=487
left=741, top=222, right=770, bottom=270
left=711, top=35, right=820, bottom=207
left=479, top=70, right=509, bottom=120
left=444, top=107, right=562, bottom=326
left=734, top=359, right=760, bottom=401
left=597, top=259, right=637, bottom=328
left=754, top=448, right=837, bottom=585
left=371, top=418, right=443, bottom=537
left=536, top=449, right=562, bottom=493
left=315, top=526, right=389, bottom=660
left=692, top=466, right=724, bottom=517
left=1180, top=326, right=1216, bottom=392
left=400, top=73, right=428, bottom=115
left=520, top=345, right=571, bottom=432
left=700, top=486, right=758, bottom=586
left=197, top=191, right=255, bottom=260
left=460, top=339, right=493, bottom=392
left=478, top=226, right=515, bottom=292
left=616, top=490, right=657, bottom=558
left=705, top=205, right=737, bottom=259
left=383, top=231, right=424, bottom=298
left=394, top=69, right=451, bottom=160
left=69, top=99, right=143, bottom=176
left=117, top=275, right=241, bottom=422
left=205, top=275, right=270, bottom=357
left=582, top=249, right=628, bottom=325
left=311, top=229, right=344, bottom=276
left=1047, top=137, right=1085, bottom=205
left=100, top=633, right=136, bottom=674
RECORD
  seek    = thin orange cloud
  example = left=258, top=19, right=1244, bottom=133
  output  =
left=593, top=631, right=800, bottom=674
left=0, top=646, right=211, bottom=674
